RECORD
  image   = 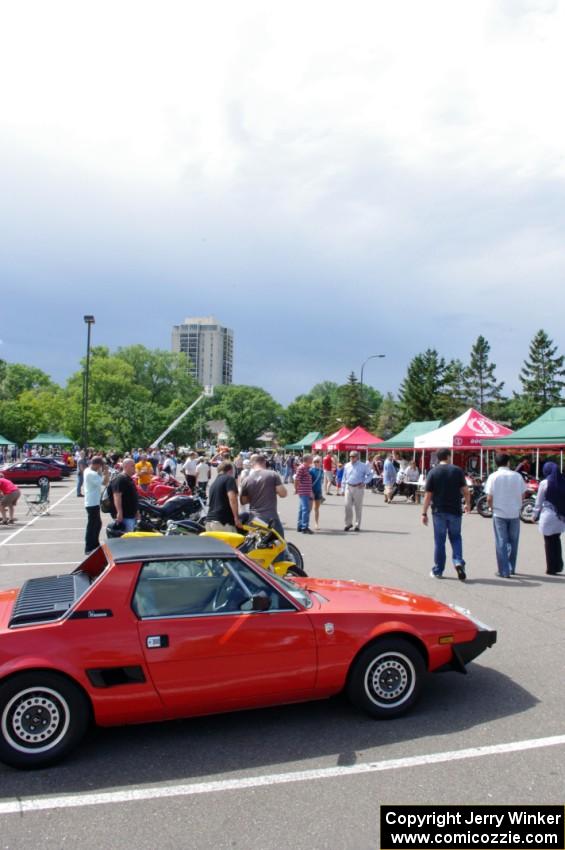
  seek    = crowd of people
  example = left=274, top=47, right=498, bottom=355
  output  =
left=1, top=441, right=564, bottom=581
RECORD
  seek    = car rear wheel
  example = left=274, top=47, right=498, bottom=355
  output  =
left=347, top=638, right=425, bottom=718
left=0, top=672, right=90, bottom=769
left=37, top=476, right=49, bottom=487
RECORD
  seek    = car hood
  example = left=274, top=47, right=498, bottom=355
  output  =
left=297, top=577, right=468, bottom=620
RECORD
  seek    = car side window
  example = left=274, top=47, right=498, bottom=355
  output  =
left=133, top=558, right=295, bottom=618
left=229, top=561, right=296, bottom=612
left=133, top=558, right=248, bottom=618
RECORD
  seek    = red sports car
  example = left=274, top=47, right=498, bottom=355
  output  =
left=0, top=536, right=496, bottom=769
left=0, top=461, right=62, bottom=486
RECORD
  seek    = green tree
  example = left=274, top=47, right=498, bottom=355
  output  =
left=207, top=385, right=282, bottom=451
left=463, top=336, right=504, bottom=411
left=374, top=392, right=402, bottom=439
left=278, top=395, right=320, bottom=444
left=398, top=349, right=448, bottom=424
left=519, top=329, right=565, bottom=418
left=0, top=388, right=65, bottom=445
left=437, top=359, right=469, bottom=421
left=115, top=345, right=198, bottom=407
left=0, top=363, right=54, bottom=401
left=334, top=372, right=370, bottom=428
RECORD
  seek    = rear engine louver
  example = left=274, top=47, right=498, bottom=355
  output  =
left=9, top=573, right=91, bottom=627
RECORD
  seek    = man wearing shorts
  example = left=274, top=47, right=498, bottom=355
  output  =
left=0, top=475, right=20, bottom=524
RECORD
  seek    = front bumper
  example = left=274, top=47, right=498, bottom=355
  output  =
left=449, top=627, right=497, bottom=673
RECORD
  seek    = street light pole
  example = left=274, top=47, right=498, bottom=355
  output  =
left=82, top=315, right=95, bottom=449
left=360, top=354, right=386, bottom=390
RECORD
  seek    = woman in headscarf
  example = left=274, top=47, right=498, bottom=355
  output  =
left=533, top=462, right=565, bottom=575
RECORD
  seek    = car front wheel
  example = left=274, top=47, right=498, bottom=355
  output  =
left=347, top=638, right=425, bottom=719
left=0, top=672, right=90, bottom=769
left=37, top=476, right=49, bottom=487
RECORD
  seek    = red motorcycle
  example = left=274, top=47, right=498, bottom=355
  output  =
left=133, top=473, right=192, bottom=503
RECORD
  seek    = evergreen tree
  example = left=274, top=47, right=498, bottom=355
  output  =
left=519, top=329, right=565, bottom=418
left=463, top=336, right=504, bottom=411
left=374, top=393, right=402, bottom=439
left=437, top=359, right=469, bottom=421
left=398, top=349, right=447, bottom=424
left=335, top=372, right=370, bottom=428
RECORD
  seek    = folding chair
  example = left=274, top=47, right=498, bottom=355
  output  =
left=25, top=481, right=51, bottom=516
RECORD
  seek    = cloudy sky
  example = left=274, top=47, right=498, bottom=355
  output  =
left=1, top=0, right=564, bottom=404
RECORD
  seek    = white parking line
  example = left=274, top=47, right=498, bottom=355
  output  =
left=0, top=562, right=79, bottom=567
left=2, top=541, right=84, bottom=546
left=24, top=525, right=84, bottom=534
left=1, top=734, right=564, bottom=815
left=0, top=489, right=75, bottom=547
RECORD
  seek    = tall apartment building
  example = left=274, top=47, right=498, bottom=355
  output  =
left=171, top=316, right=234, bottom=387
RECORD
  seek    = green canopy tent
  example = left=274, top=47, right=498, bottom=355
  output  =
left=369, top=421, right=442, bottom=452
left=284, top=431, right=323, bottom=451
left=29, top=432, right=74, bottom=446
left=481, top=407, right=565, bottom=475
left=0, top=435, right=14, bottom=446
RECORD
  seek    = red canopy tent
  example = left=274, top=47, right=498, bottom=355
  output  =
left=335, top=426, right=383, bottom=451
left=414, top=408, right=513, bottom=449
left=312, top=426, right=352, bottom=452
left=413, top=408, right=513, bottom=476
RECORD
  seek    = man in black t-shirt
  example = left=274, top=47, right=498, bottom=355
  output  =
left=205, top=462, right=242, bottom=533
left=421, top=448, right=471, bottom=581
left=109, top=458, right=139, bottom=533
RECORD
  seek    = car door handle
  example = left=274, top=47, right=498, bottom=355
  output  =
left=146, top=635, right=169, bottom=648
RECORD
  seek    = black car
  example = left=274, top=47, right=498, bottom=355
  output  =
left=39, top=456, right=74, bottom=477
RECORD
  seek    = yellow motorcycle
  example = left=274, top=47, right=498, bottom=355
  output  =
left=175, top=517, right=307, bottom=578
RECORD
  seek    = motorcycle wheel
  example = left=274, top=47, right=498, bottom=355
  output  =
left=476, top=495, right=492, bottom=518
left=286, top=541, right=305, bottom=572
left=520, top=498, right=536, bottom=524
left=285, top=565, right=308, bottom=577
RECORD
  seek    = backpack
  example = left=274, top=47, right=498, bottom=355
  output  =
left=100, top=484, right=113, bottom=513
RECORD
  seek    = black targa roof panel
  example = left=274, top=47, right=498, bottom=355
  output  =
left=105, top=535, right=237, bottom=563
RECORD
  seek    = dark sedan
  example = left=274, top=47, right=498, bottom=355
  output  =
left=37, top=456, right=74, bottom=477
left=0, top=461, right=62, bottom=486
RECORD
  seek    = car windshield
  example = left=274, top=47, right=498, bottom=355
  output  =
left=264, top=573, right=313, bottom=608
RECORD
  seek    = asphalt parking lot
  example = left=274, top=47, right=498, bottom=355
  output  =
left=0, top=478, right=564, bottom=850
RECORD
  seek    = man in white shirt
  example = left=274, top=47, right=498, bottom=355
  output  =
left=162, top=451, right=177, bottom=478
left=195, top=457, right=211, bottom=499
left=484, top=453, right=527, bottom=577
left=84, top=456, right=110, bottom=554
left=182, top=452, right=198, bottom=492
left=342, top=451, right=372, bottom=531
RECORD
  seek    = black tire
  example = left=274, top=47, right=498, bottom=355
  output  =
left=285, top=565, right=307, bottom=577
left=0, top=672, right=90, bottom=769
left=476, top=494, right=492, bottom=518
left=285, top=541, right=305, bottom=572
left=347, top=638, right=425, bottom=719
left=37, top=476, right=49, bottom=487
left=520, top=498, right=536, bottom=524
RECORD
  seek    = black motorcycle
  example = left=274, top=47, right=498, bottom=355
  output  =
left=137, top=495, right=207, bottom=532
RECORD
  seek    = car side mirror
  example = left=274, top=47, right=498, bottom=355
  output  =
left=251, top=591, right=271, bottom=612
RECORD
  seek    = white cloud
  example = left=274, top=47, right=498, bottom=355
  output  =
left=2, top=0, right=565, bottom=194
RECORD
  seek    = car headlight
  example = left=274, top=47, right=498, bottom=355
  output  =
left=448, top=603, right=493, bottom=631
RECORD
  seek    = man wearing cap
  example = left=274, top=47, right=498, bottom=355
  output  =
left=342, top=451, right=372, bottom=531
